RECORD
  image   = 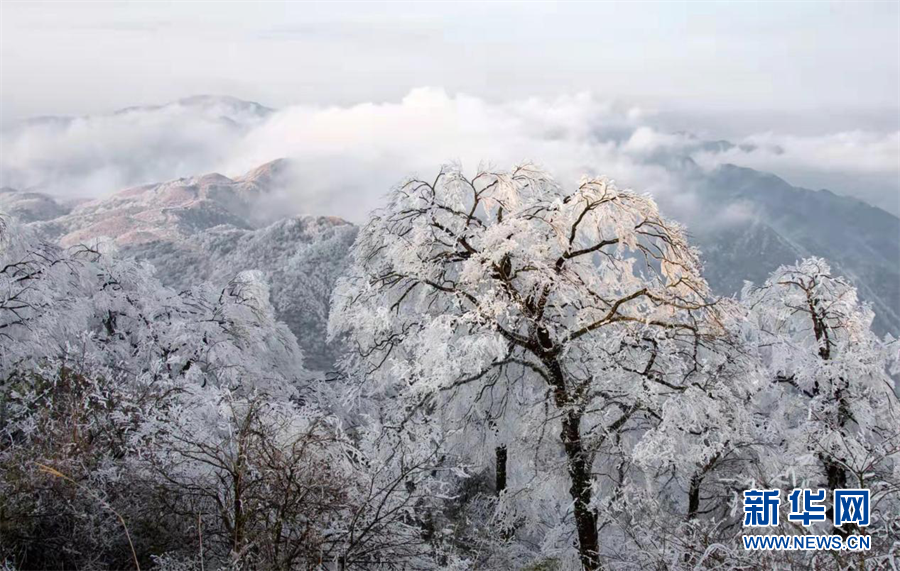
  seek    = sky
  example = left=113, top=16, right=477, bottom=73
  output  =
left=0, top=1, right=898, bottom=216
left=2, top=1, right=898, bottom=130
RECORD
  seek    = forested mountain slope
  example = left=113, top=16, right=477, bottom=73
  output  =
left=15, top=160, right=357, bottom=370
left=695, top=165, right=900, bottom=334
left=4, top=159, right=897, bottom=374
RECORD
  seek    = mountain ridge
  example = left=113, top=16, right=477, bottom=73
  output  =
left=7, top=160, right=356, bottom=370
left=696, top=164, right=899, bottom=333
left=3, top=158, right=897, bottom=369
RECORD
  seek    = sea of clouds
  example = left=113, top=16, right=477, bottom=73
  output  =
left=1, top=88, right=897, bottom=224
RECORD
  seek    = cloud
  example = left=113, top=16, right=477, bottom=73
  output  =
left=0, top=100, right=258, bottom=197
left=1, top=88, right=898, bottom=228
left=692, top=131, right=900, bottom=214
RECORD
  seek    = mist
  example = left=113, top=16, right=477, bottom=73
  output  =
left=1, top=89, right=898, bottom=227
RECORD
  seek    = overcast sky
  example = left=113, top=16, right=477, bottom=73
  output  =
left=1, top=1, right=898, bottom=217
left=2, top=1, right=898, bottom=133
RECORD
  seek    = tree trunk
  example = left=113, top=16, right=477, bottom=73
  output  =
left=233, top=470, right=244, bottom=552
left=824, top=383, right=852, bottom=535
left=823, top=453, right=852, bottom=536
left=826, top=387, right=850, bottom=491
left=687, top=473, right=702, bottom=520
left=562, top=410, right=600, bottom=571
left=824, top=456, right=847, bottom=491
left=495, top=445, right=508, bottom=494
left=809, top=306, right=854, bottom=536
left=495, top=444, right=513, bottom=541
left=541, top=351, right=601, bottom=571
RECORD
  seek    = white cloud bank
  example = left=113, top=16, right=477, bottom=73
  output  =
left=1, top=88, right=897, bottom=223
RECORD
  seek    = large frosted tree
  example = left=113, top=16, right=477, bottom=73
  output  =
left=330, top=164, right=727, bottom=569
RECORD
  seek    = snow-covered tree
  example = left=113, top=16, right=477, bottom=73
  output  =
left=743, top=258, right=899, bottom=547
left=330, top=164, right=732, bottom=569
left=0, top=219, right=185, bottom=568
left=0, top=216, right=305, bottom=398
left=1, top=214, right=449, bottom=570
left=5, top=162, right=899, bottom=571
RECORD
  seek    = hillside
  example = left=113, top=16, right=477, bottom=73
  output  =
left=4, top=159, right=898, bottom=374
left=695, top=165, right=900, bottom=334
left=18, top=160, right=357, bottom=370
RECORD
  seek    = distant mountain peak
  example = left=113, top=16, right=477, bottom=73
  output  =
left=6, top=96, right=276, bottom=132
left=699, top=164, right=900, bottom=335
left=0, top=186, right=76, bottom=223
left=235, top=158, right=291, bottom=186
left=114, top=94, right=275, bottom=117
left=176, top=94, right=270, bottom=107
